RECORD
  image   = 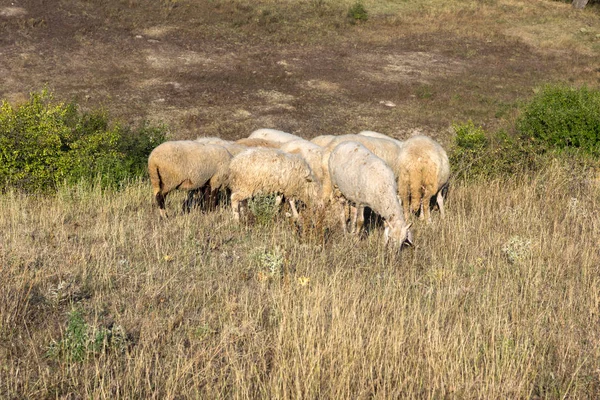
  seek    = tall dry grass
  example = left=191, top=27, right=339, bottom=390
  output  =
left=1, top=161, right=599, bottom=398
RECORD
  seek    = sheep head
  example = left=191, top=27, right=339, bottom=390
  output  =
left=384, top=219, right=413, bottom=250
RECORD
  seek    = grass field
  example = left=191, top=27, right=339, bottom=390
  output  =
left=1, top=161, right=599, bottom=398
left=2, top=0, right=600, bottom=398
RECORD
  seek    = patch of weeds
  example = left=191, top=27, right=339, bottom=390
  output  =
left=248, top=194, right=280, bottom=225
left=46, top=309, right=129, bottom=363
left=502, top=236, right=532, bottom=265
left=252, top=246, right=285, bottom=282
left=347, top=1, right=368, bottom=24
left=416, top=85, right=435, bottom=99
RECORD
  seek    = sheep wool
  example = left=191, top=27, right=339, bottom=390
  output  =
left=228, top=148, right=322, bottom=221
left=357, top=130, right=404, bottom=148
left=279, top=139, right=331, bottom=202
left=396, top=135, right=450, bottom=222
left=248, top=128, right=302, bottom=144
left=329, top=141, right=412, bottom=249
left=148, top=141, right=232, bottom=218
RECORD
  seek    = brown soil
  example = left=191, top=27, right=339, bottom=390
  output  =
left=1, top=0, right=598, bottom=145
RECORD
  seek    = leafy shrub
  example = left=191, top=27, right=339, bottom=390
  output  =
left=248, top=194, right=280, bottom=225
left=517, top=85, right=600, bottom=155
left=347, top=1, right=368, bottom=24
left=0, top=89, right=166, bottom=192
left=46, top=309, right=129, bottom=363
left=450, top=121, right=542, bottom=180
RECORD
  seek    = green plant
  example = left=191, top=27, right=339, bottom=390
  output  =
left=347, top=1, right=368, bottom=24
left=248, top=194, right=280, bottom=225
left=450, top=121, right=543, bottom=180
left=517, top=84, right=600, bottom=155
left=46, top=309, right=128, bottom=363
left=0, top=89, right=166, bottom=192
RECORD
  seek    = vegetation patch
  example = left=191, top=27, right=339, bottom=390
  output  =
left=0, top=89, right=167, bottom=192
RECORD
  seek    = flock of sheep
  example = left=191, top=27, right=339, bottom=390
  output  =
left=147, top=129, right=450, bottom=250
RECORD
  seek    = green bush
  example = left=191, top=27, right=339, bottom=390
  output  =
left=517, top=85, right=600, bottom=155
left=248, top=194, right=280, bottom=225
left=0, top=89, right=166, bottom=192
left=347, top=1, right=368, bottom=24
left=450, top=121, right=542, bottom=180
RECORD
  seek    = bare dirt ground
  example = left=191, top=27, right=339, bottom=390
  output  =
left=1, top=0, right=599, bottom=146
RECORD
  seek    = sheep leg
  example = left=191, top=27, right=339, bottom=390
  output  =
left=437, top=190, right=445, bottom=219
left=183, top=189, right=198, bottom=213
left=337, top=199, right=348, bottom=233
left=423, top=186, right=434, bottom=223
left=156, top=192, right=168, bottom=219
left=231, top=192, right=244, bottom=221
left=208, top=188, right=219, bottom=211
left=288, top=199, right=300, bottom=220
left=356, top=206, right=365, bottom=233
left=349, top=205, right=361, bottom=234
left=275, top=195, right=283, bottom=207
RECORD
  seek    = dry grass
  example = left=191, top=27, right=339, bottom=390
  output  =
left=1, top=161, right=599, bottom=398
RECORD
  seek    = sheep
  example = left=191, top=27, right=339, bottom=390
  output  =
left=248, top=128, right=303, bottom=144
left=357, top=130, right=404, bottom=148
left=310, top=135, right=336, bottom=147
left=279, top=139, right=332, bottom=202
left=195, top=137, right=248, bottom=155
left=396, top=135, right=450, bottom=223
left=324, top=134, right=402, bottom=170
left=228, top=148, right=323, bottom=222
left=235, top=137, right=282, bottom=148
left=148, top=141, right=232, bottom=218
left=328, top=141, right=413, bottom=249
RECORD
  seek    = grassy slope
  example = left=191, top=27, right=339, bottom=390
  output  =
left=1, top=163, right=599, bottom=398
left=2, top=0, right=600, bottom=398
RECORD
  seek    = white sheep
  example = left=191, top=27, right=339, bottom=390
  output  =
left=235, top=137, right=282, bottom=148
left=328, top=141, right=413, bottom=249
left=279, top=139, right=332, bottom=203
left=357, top=130, right=404, bottom=148
left=248, top=128, right=302, bottom=144
left=228, top=148, right=323, bottom=222
left=324, top=134, right=403, bottom=171
left=148, top=141, right=232, bottom=218
left=195, top=137, right=248, bottom=155
left=310, top=135, right=336, bottom=147
left=396, top=135, right=450, bottom=223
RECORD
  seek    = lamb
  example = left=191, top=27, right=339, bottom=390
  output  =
left=396, top=135, right=450, bottom=223
left=148, top=141, right=232, bottom=218
left=328, top=141, right=413, bottom=249
left=248, top=128, right=303, bottom=144
left=357, top=130, right=404, bottom=148
left=228, top=148, right=323, bottom=222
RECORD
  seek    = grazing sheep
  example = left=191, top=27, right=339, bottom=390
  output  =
left=310, top=135, right=336, bottom=147
left=325, top=134, right=403, bottom=171
left=195, top=137, right=248, bottom=155
left=329, top=141, right=413, bottom=249
left=357, top=130, right=404, bottom=148
left=248, top=128, right=302, bottom=144
left=235, top=137, right=282, bottom=148
left=396, top=135, right=450, bottom=223
left=148, top=141, right=232, bottom=218
left=279, top=139, right=332, bottom=203
left=228, top=148, right=323, bottom=222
